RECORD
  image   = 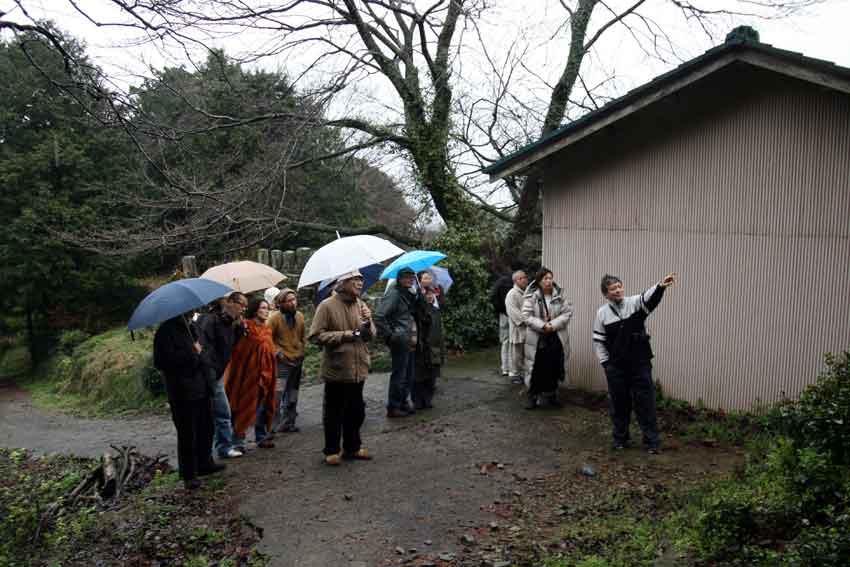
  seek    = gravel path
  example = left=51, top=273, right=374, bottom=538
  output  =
left=0, top=354, right=737, bottom=567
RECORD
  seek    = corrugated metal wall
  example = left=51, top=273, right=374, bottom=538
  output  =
left=542, top=73, right=850, bottom=410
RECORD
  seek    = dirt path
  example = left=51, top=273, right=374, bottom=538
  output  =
left=0, top=385, right=175, bottom=460
left=0, top=353, right=743, bottom=567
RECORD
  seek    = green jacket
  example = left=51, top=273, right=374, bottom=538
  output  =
left=375, top=285, right=419, bottom=348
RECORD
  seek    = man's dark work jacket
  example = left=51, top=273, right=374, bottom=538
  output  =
left=153, top=316, right=213, bottom=401
left=198, top=311, right=242, bottom=381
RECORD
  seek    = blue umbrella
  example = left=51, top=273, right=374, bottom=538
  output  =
left=314, top=263, right=384, bottom=305
left=128, top=278, right=234, bottom=331
left=380, top=250, right=446, bottom=280
left=429, top=265, right=454, bottom=293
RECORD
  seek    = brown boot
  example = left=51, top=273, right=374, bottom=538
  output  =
left=324, top=453, right=342, bottom=466
left=343, top=448, right=373, bottom=461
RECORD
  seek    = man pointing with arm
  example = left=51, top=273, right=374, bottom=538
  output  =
left=593, top=273, right=676, bottom=454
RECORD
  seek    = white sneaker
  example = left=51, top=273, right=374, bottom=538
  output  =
left=225, top=448, right=243, bottom=458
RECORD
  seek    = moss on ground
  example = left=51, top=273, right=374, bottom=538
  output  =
left=0, top=448, right=267, bottom=567
left=24, top=327, right=166, bottom=416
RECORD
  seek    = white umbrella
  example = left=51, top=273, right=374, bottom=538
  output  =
left=298, top=235, right=404, bottom=289
left=201, top=261, right=287, bottom=293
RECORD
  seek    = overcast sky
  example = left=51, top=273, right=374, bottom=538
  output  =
left=2, top=0, right=849, bottom=210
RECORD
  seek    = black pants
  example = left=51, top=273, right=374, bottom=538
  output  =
left=169, top=398, right=215, bottom=480
left=322, top=382, right=366, bottom=456
left=412, top=363, right=439, bottom=408
left=604, top=363, right=659, bottom=448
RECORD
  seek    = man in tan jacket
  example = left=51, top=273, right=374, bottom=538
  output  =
left=308, top=269, right=376, bottom=465
left=268, top=288, right=306, bottom=433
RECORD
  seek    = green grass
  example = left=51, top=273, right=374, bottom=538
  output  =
left=23, top=327, right=167, bottom=417
left=0, top=344, right=31, bottom=382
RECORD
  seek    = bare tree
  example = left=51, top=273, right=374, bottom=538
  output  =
left=1, top=0, right=829, bottom=259
left=453, top=0, right=826, bottom=259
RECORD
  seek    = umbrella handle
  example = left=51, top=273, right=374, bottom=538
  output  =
left=182, top=315, right=198, bottom=342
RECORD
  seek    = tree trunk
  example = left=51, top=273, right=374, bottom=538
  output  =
left=25, top=304, right=36, bottom=372
left=501, top=0, right=598, bottom=262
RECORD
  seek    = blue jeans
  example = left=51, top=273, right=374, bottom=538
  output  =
left=254, top=401, right=272, bottom=443
left=387, top=343, right=415, bottom=410
left=272, top=361, right=303, bottom=432
left=212, top=378, right=236, bottom=456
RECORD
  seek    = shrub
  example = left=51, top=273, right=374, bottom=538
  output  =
left=430, top=226, right=497, bottom=350
left=768, top=351, right=850, bottom=465
left=687, top=351, right=850, bottom=564
left=58, top=329, right=90, bottom=355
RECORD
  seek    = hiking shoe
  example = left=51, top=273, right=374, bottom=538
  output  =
left=184, top=478, right=202, bottom=490
left=386, top=408, right=409, bottom=418
left=198, top=463, right=226, bottom=476
left=324, top=453, right=342, bottom=466
left=258, top=439, right=276, bottom=449
left=343, top=448, right=373, bottom=461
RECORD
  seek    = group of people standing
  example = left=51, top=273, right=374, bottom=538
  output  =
left=153, top=267, right=448, bottom=485
left=154, top=261, right=674, bottom=489
left=494, top=267, right=676, bottom=453
left=374, top=267, right=446, bottom=419
left=272, top=266, right=446, bottom=467
left=153, top=287, right=307, bottom=489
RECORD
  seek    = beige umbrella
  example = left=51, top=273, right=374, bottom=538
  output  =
left=200, top=261, right=287, bottom=294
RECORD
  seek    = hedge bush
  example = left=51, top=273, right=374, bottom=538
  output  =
left=430, top=226, right=497, bottom=351
left=688, top=351, right=850, bottom=565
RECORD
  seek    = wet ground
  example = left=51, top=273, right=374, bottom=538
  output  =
left=0, top=350, right=742, bottom=567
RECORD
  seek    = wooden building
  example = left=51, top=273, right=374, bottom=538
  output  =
left=484, top=30, right=850, bottom=410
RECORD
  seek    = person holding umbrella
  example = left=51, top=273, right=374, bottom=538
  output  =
left=412, top=286, right=446, bottom=409
left=154, top=312, right=224, bottom=489
left=375, top=267, right=421, bottom=417
left=309, top=270, right=376, bottom=465
left=131, top=277, right=234, bottom=490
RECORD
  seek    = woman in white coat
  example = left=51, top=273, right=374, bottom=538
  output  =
left=521, top=267, right=573, bottom=409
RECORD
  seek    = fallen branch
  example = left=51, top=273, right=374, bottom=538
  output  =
left=33, top=446, right=171, bottom=543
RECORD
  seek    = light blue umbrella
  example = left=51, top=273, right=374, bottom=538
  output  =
left=128, top=278, right=233, bottom=331
left=429, top=265, right=454, bottom=293
left=380, top=250, right=447, bottom=280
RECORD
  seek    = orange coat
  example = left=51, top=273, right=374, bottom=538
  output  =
left=223, top=319, right=277, bottom=436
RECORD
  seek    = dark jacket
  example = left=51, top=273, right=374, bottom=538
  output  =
left=490, top=273, right=512, bottom=316
left=416, top=302, right=446, bottom=371
left=153, top=316, right=213, bottom=401
left=375, top=285, right=419, bottom=348
left=198, top=310, right=243, bottom=381
left=592, top=284, right=666, bottom=368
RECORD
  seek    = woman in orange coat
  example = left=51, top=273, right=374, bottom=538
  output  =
left=224, top=297, right=278, bottom=450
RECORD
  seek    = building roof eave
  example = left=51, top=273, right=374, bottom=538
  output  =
left=483, top=40, right=850, bottom=181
